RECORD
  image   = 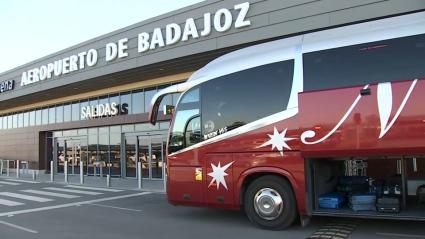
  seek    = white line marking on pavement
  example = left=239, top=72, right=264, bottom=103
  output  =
left=88, top=203, right=142, bottom=212
left=43, top=187, right=103, bottom=195
left=21, top=190, right=80, bottom=199
left=65, top=185, right=123, bottom=192
left=0, top=192, right=152, bottom=217
left=0, top=199, right=24, bottom=206
left=4, top=179, right=39, bottom=184
left=0, top=220, right=38, bottom=234
left=0, top=192, right=53, bottom=202
left=376, top=232, right=425, bottom=238
left=0, top=181, right=20, bottom=186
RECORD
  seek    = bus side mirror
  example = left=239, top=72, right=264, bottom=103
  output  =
left=163, top=105, right=175, bottom=115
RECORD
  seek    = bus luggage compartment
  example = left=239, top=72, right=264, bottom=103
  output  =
left=307, top=156, right=425, bottom=220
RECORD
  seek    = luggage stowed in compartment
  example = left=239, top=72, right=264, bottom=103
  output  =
left=376, top=196, right=400, bottom=213
left=319, top=192, right=345, bottom=209
left=350, top=193, right=376, bottom=211
left=417, top=185, right=425, bottom=204
left=337, top=176, right=370, bottom=193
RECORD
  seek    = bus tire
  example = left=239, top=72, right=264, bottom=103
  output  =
left=244, top=175, right=297, bottom=230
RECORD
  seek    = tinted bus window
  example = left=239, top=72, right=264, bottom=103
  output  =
left=201, top=60, right=294, bottom=139
left=169, top=87, right=200, bottom=153
left=304, top=34, right=425, bottom=91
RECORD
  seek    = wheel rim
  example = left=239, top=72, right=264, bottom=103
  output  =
left=253, top=188, right=284, bottom=220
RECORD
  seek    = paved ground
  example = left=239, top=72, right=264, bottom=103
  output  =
left=0, top=177, right=424, bottom=239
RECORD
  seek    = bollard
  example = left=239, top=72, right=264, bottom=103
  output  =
left=100, top=165, right=103, bottom=178
left=93, top=165, right=97, bottom=177
left=32, top=170, right=36, bottom=181
left=6, top=160, right=10, bottom=177
left=16, top=160, right=20, bottom=178
left=80, top=162, right=84, bottom=184
left=50, top=161, right=54, bottom=182
left=106, top=174, right=111, bottom=187
left=0, top=160, right=3, bottom=175
left=138, top=162, right=142, bottom=189
left=64, top=161, right=68, bottom=183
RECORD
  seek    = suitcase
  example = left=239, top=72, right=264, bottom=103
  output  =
left=351, top=204, right=376, bottom=211
left=319, top=193, right=345, bottom=209
left=371, top=179, right=385, bottom=197
left=350, top=193, right=376, bottom=211
left=337, top=184, right=369, bottom=193
left=350, top=194, right=376, bottom=205
left=417, top=185, right=425, bottom=204
left=376, top=197, right=400, bottom=213
left=339, top=176, right=369, bottom=185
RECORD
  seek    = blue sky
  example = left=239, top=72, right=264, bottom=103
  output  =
left=0, top=0, right=203, bottom=74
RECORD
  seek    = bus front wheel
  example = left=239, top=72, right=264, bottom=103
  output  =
left=244, top=175, right=297, bottom=230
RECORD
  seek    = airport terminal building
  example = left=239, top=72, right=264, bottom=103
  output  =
left=0, top=0, right=424, bottom=180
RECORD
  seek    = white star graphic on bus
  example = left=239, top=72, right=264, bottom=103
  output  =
left=208, top=161, right=234, bottom=190
left=259, top=127, right=295, bottom=156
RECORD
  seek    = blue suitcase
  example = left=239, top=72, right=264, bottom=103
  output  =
left=350, top=194, right=376, bottom=205
left=351, top=204, right=376, bottom=211
left=350, top=193, right=376, bottom=211
left=319, top=193, right=345, bottom=209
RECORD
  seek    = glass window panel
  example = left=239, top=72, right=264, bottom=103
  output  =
left=304, top=34, right=425, bottom=91
left=80, top=99, right=88, bottom=120
left=109, top=94, right=119, bottom=105
left=89, top=97, right=98, bottom=107
left=3, top=116, right=8, bottom=129
left=13, top=114, right=18, bottom=128
left=159, top=121, right=170, bottom=130
left=201, top=61, right=293, bottom=135
left=63, top=104, right=71, bottom=122
left=99, top=127, right=109, bottom=135
left=144, top=88, right=157, bottom=115
left=78, top=128, right=88, bottom=135
left=35, top=109, right=42, bottom=125
left=122, top=124, right=134, bottom=132
left=135, top=123, right=158, bottom=132
left=120, top=92, right=131, bottom=115
left=49, top=107, right=55, bottom=124
left=56, top=105, right=63, bottom=123
left=7, top=115, right=12, bottom=128
left=0, top=116, right=2, bottom=129
left=42, top=108, right=48, bottom=125
left=63, top=130, right=77, bottom=136
left=71, top=101, right=80, bottom=121
left=88, top=128, right=98, bottom=165
left=23, top=112, right=29, bottom=127
left=131, top=90, right=144, bottom=114
left=110, top=125, right=121, bottom=133
left=18, top=113, right=23, bottom=128
left=109, top=132, right=121, bottom=176
left=172, top=93, right=181, bottom=106
left=29, top=111, right=35, bottom=126
left=53, top=131, right=62, bottom=137
left=157, top=86, right=170, bottom=114
left=98, top=127, right=109, bottom=164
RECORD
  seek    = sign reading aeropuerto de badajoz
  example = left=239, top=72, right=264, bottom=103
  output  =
left=19, top=2, right=252, bottom=87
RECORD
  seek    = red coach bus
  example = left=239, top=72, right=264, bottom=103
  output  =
left=148, top=12, right=425, bottom=229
